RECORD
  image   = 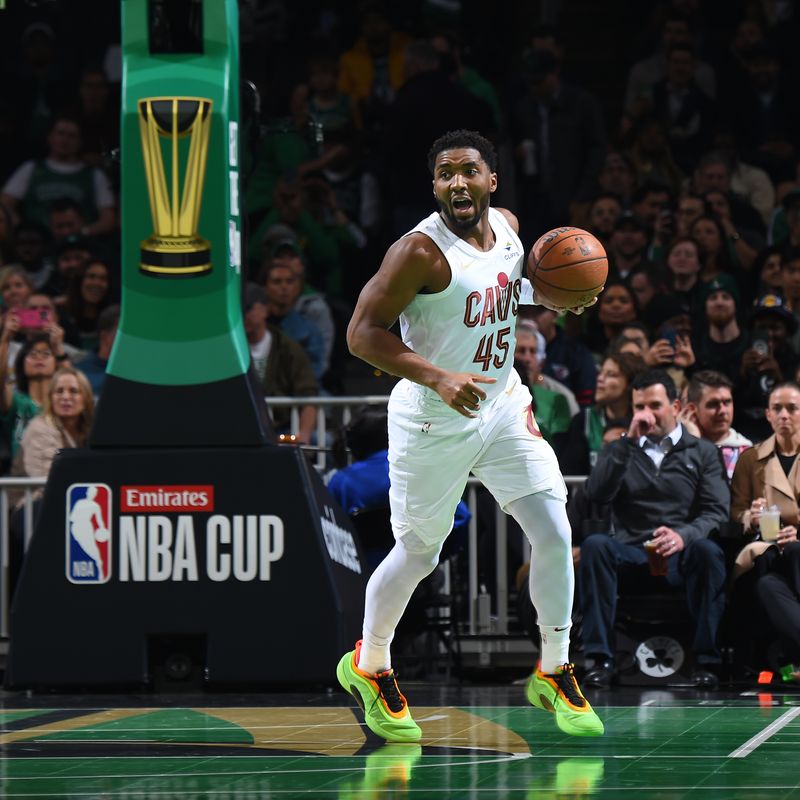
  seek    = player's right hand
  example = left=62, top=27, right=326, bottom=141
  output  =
left=434, top=372, right=497, bottom=418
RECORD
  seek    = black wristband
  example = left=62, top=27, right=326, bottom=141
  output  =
left=55, top=353, right=68, bottom=362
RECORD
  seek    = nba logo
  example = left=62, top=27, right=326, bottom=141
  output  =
left=66, top=483, right=112, bottom=584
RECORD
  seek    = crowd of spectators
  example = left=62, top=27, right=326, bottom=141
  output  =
left=0, top=0, right=800, bottom=678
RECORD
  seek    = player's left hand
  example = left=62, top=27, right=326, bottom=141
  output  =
left=536, top=296, right=599, bottom=315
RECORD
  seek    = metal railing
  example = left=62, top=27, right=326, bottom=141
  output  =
left=0, top=395, right=587, bottom=646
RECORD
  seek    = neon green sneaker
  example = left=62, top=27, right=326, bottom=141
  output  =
left=339, top=743, right=423, bottom=800
left=526, top=662, right=604, bottom=737
left=336, top=641, right=422, bottom=743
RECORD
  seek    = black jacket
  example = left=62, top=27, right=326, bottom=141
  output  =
left=585, top=428, right=729, bottom=546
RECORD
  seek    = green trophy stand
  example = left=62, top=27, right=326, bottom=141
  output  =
left=6, top=0, right=365, bottom=690
left=92, top=0, right=269, bottom=447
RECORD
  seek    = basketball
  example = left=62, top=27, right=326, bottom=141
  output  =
left=527, top=227, right=608, bottom=309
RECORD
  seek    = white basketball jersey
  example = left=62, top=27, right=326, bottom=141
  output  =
left=400, top=208, right=525, bottom=401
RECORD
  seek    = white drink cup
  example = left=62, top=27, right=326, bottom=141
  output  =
left=760, top=507, right=781, bottom=542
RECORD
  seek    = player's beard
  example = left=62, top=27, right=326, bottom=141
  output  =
left=437, top=193, right=490, bottom=231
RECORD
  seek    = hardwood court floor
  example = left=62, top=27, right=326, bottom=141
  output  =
left=0, top=684, right=799, bottom=798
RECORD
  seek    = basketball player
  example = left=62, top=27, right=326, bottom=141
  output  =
left=336, top=130, right=604, bottom=740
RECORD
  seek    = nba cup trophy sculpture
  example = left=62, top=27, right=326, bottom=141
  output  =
left=7, top=0, right=365, bottom=689
left=138, top=96, right=213, bottom=277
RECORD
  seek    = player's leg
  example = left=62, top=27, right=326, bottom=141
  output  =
left=336, top=531, right=441, bottom=742
left=337, top=381, right=480, bottom=742
left=473, top=376, right=603, bottom=736
left=503, top=492, right=601, bottom=735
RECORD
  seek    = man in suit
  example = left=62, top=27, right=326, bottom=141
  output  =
left=580, top=369, right=729, bottom=689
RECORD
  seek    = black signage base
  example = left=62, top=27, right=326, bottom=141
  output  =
left=90, top=372, right=275, bottom=448
left=6, top=446, right=366, bottom=689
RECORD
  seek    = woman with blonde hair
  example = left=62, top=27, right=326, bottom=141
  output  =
left=19, top=366, right=94, bottom=479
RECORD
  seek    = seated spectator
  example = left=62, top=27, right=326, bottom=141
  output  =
left=613, top=322, right=650, bottom=356
left=640, top=293, right=695, bottom=392
left=0, top=331, right=63, bottom=470
left=768, top=187, right=800, bottom=251
left=41, top=234, right=91, bottom=304
left=586, top=193, right=622, bottom=248
left=736, top=294, right=800, bottom=443
left=0, top=264, right=34, bottom=316
left=516, top=320, right=578, bottom=415
left=0, top=114, right=115, bottom=237
left=680, top=370, right=752, bottom=479
left=624, top=116, right=684, bottom=197
left=64, top=257, right=113, bottom=351
left=649, top=43, right=714, bottom=173
left=692, top=275, right=749, bottom=386
left=72, top=66, right=120, bottom=169
left=242, top=282, right=318, bottom=444
left=327, top=406, right=470, bottom=536
left=730, top=382, right=800, bottom=583
left=47, top=198, right=86, bottom=242
left=25, top=291, right=82, bottom=352
left=557, top=351, right=645, bottom=475
left=269, top=239, right=335, bottom=378
left=690, top=213, right=741, bottom=284
left=711, top=130, right=775, bottom=229
left=726, top=383, right=800, bottom=676
left=703, top=189, right=761, bottom=275
left=674, top=193, right=706, bottom=238
left=514, top=324, right=573, bottom=444
left=75, top=304, right=119, bottom=399
left=607, top=211, right=649, bottom=282
left=12, top=221, right=54, bottom=291
left=584, top=280, right=640, bottom=360
left=19, top=366, right=94, bottom=479
left=752, top=245, right=784, bottom=298
left=580, top=369, right=729, bottom=689
left=781, top=247, right=800, bottom=351
left=521, top=305, right=597, bottom=407
left=692, top=152, right=766, bottom=238
left=596, top=151, right=636, bottom=208
left=628, top=263, right=669, bottom=316
left=665, top=236, right=703, bottom=312
left=623, top=12, right=716, bottom=116
left=261, top=257, right=326, bottom=380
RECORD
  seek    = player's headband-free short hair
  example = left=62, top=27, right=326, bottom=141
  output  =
left=427, top=130, right=498, bottom=174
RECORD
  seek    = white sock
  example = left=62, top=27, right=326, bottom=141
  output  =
left=539, top=623, right=572, bottom=673
left=505, top=494, right=574, bottom=674
left=358, top=533, right=442, bottom=675
left=358, top=631, right=392, bottom=675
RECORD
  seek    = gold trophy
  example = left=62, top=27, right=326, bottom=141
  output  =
left=138, top=97, right=213, bottom=277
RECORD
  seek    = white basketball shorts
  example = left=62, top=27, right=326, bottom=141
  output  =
left=387, top=369, right=567, bottom=547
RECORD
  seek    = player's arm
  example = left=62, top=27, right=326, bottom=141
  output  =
left=347, top=234, right=494, bottom=418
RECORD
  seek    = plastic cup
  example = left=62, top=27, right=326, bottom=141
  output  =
left=644, top=539, right=668, bottom=576
left=760, top=508, right=781, bottom=542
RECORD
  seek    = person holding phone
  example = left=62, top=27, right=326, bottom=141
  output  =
left=735, top=294, right=800, bottom=442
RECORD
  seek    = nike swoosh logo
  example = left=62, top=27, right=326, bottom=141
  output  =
left=462, top=260, right=476, bottom=269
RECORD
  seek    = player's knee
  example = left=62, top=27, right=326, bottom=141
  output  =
left=398, top=531, right=441, bottom=573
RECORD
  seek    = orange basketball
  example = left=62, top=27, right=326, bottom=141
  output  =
left=527, top=227, right=608, bottom=309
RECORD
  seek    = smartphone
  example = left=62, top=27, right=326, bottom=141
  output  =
left=661, top=326, right=678, bottom=350
left=14, top=309, right=49, bottom=329
left=751, top=329, right=770, bottom=356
